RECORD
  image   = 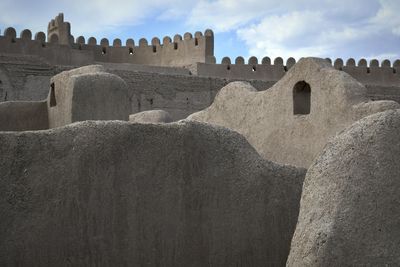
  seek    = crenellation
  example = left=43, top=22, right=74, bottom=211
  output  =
left=173, top=34, right=182, bottom=42
left=151, top=37, right=160, bottom=46
left=100, top=38, right=109, bottom=47
left=4, top=27, right=17, bottom=41
left=248, top=56, right=258, bottom=65
left=88, top=37, right=97, bottom=45
left=370, top=59, right=379, bottom=67
left=235, top=56, right=245, bottom=64
left=286, top=57, right=296, bottom=69
left=163, top=36, right=172, bottom=46
left=274, top=57, right=284, bottom=65
left=35, top=31, right=46, bottom=44
left=184, top=32, right=193, bottom=40
left=20, top=29, right=32, bottom=40
left=139, top=38, right=148, bottom=47
left=221, top=57, right=231, bottom=65
left=126, top=38, right=135, bottom=47
left=382, top=59, right=391, bottom=67
left=358, top=58, right=368, bottom=67
left=334, top=58, right=344, bottom=70
left=262, top=57, right=271, bottom=65
left=76, top=36, right=85, bottom=44
left=325, top=58, right=332, bottom=65
left=113, top=38, right=122, bottom=47
left=346, top=58, right=356, bottom=66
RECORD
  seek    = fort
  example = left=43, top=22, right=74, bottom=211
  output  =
left=1, top=13, right=400, bottom=266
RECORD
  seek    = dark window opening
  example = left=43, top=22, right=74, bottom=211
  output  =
left=129, top=48, right=134, bottom=55
left=293, top=81, right=311, bottom=115
left=367, top=67, right=371, bottom=74
left=195, top=38, right=199, bottom=46
left=227, top=65, right=231, bottom=70
left=394, top=68, right=397, bottom=74
left=11, top=38, right=16, bottom=43
left=284, top=66, right=288, bottom=72
left=50, top=83, right=57, bottom=107
left=174, top=43, right=178, bottom=50
left=252, top=66, right=256, bottom=72
left=102, top=47, right=107, bottom=54
left=0, top=80, right=2, bottom=84
left=149, top=98, right=153, bottom=105
left=153, top=45, right=157, bottom=53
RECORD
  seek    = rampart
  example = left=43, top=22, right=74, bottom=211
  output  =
left=197, top=56, right=400, bottom=87
left=0, top=14, right=214, bottom=67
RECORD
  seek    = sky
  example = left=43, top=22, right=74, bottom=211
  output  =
left=0, top=0, right=399, bottom=63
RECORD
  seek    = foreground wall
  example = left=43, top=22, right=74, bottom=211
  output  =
left=0, top=120, right=305, bottom=266
left=287, top=109, right=400, bottom=266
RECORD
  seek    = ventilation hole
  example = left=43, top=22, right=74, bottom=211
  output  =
left=367, top=67, right=370, bottom=74
left=252, top=66, right=256, bottom=72
left=0, top=80, right=2, bottom=84
left=50, top=83, right=57, bottom=107
left=4, top=92, right=7, bottom=101
left=227, top=65, right=231, bottom=70
left=102, top=47, right=107, bottom=54
left=394, top=68, right=397, bottom=74
left=174, top=43, right=178, bottom=50
left=153, top=45, right=157, bottom=53
left=293, top=81, right=311, bottom=115
left=195, top=38, right=199, bottom=46
left=42, top=43, right=46, bottom=48
left=129, top=48, right=134, bottom=55
left=284, top=66, right=288, bottom=72
left=11, top=38, right=16, bottom=43
left=149, top=98, right=153, bottom=105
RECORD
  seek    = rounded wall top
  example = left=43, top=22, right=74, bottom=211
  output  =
left=235, top=56, right=245, bottom=65
left=100, top=38, right=109, bottom=47
left=76, top=36, right=85, bottom=44
left=221, top=57, right=231, bottom=65
left=88, top=37, right=97, bottom=45
left=358, top=58, right=367, bottom=67
left=20, top=29, right=32, bottom=40
left=113, top=38, right=122, bottom=47
left=184, top=32, right=193, bottom=40
left=126, top=38, right=135, bottom=47
left=346, top=58, right=356, bottom=67
left=35, top=32, right=46, bottom=43
left=274, top=57, right=283, bottom=65
left=262, top=57, right=271, bottom=65
left=151, top=37, right=160, bottom=46
left=4, top=27, right=17, bottom=38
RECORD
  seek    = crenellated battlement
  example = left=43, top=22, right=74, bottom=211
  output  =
left=196, top=56, right=400, bottom=87
left=0, top=13, right=399, bottom=90
left=0, top=13, right=214, bottom=67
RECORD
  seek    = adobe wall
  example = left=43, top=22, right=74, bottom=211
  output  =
left=0, top=55, right=271, bottom=121
left=197, top=56, right=400, bottom=92
left=0, top=24, right=214, bottom=67
left=0, top=101, right=48, bottom=131
left=189, top=58, right=400, bottom=168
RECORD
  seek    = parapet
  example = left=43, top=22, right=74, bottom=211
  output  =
left=0, top=14, right=214, bottom=67
left=197, top=56, right=400, bottom=87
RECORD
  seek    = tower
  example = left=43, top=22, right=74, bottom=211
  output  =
left=47, top=13, right=73, bottom=45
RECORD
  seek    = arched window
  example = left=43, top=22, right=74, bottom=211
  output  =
left=293, top=81, right=311, bottom=115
